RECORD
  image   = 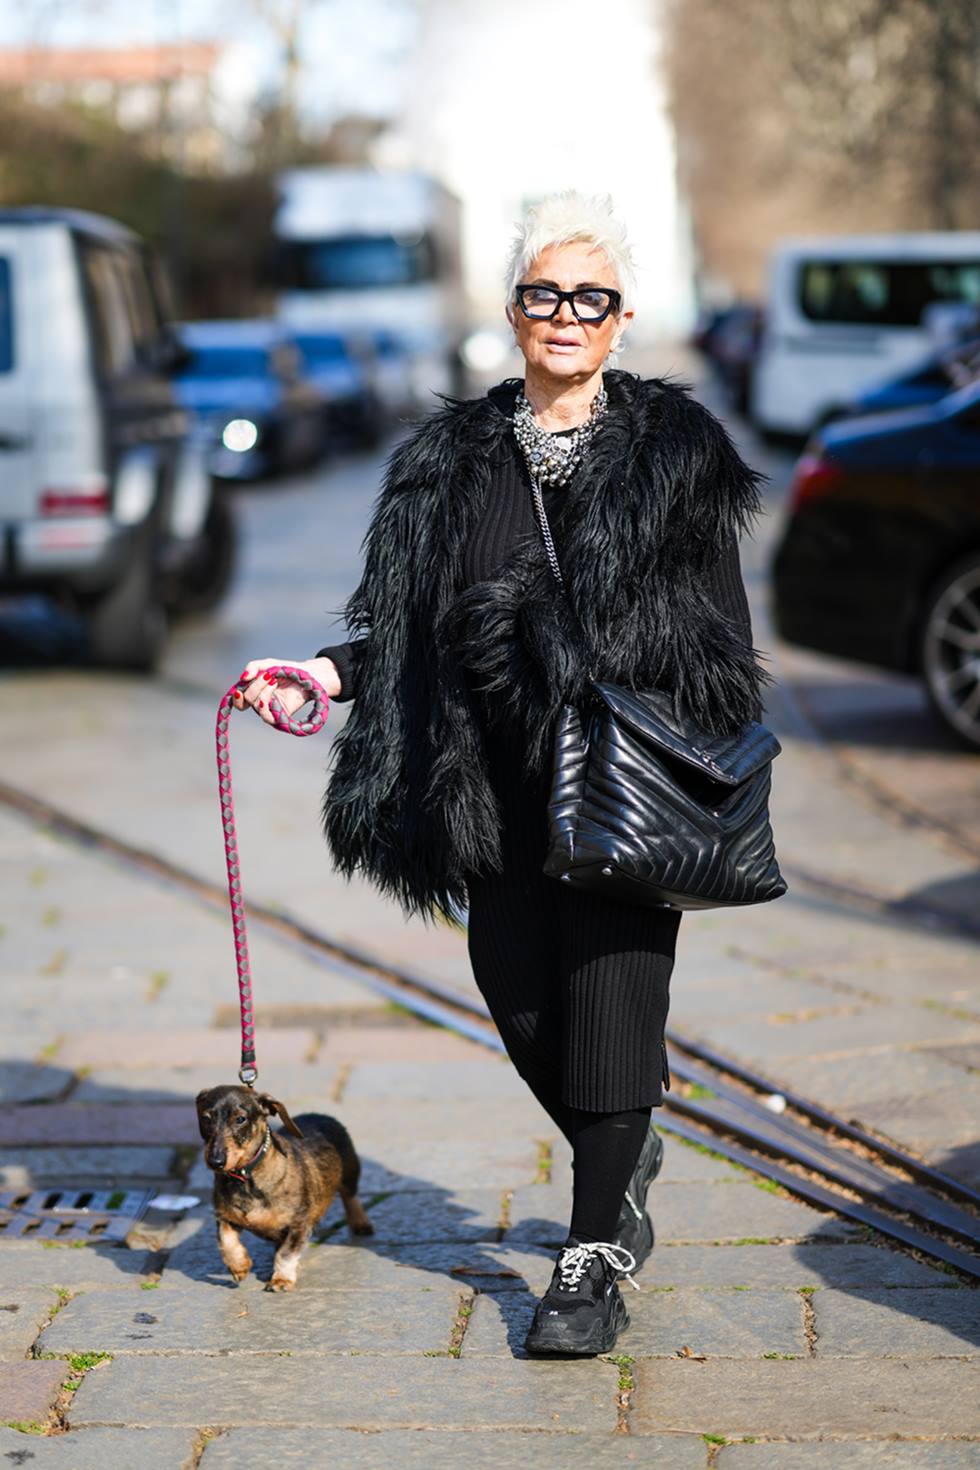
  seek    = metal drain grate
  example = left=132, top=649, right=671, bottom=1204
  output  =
left=0, top=1188, right=153, bottom=1243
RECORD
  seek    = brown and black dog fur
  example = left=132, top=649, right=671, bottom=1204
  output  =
left=196, top=1084, right=373, bottom=1291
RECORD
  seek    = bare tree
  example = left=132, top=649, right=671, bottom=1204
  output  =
left=659, top=0, right=980, bottom=296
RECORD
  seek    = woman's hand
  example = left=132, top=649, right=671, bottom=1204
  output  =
left=233, top=657, right=341, bottom=727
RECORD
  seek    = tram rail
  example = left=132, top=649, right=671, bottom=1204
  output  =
left=2, top=774, right=978, bottom=1282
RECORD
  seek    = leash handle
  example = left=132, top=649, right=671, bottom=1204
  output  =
left=215, top=665, right=330, bottom=1087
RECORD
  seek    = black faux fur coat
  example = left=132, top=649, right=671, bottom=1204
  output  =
left=321, top=369, right=771, bottom=921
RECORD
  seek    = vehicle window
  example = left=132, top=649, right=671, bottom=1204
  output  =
left=185, top=347, right=269, bottom=378
left=798, top=260, right=980, bottom=327
left=117, top=252, right=162, bottom=358
left=81, top=247, right=138, bottom=375
left=0, top=257, right=12, bottom=373
left=276, top=234, right=437, bottom=292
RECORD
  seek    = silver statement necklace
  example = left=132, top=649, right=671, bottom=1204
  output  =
left=512, top=382, right=608, bottom=489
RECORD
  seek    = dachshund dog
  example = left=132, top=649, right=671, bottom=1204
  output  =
left=195, top=1085, right=373, bottom=1291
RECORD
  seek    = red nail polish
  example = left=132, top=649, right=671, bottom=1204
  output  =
left=258, top=700, right=265, bottom=708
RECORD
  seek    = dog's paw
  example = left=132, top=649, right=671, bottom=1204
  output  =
left=351, top=1219, right=375, bottom=1236
left=229, top=1264, right=252, bottom=1284
left=266, top=1275, right=296, bottom=1292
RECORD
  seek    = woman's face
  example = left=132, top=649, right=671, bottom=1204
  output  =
left=508, top=240, right=632, bottom=385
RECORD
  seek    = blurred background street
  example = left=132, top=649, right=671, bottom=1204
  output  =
left=0, top=0, right=979, bottom=1461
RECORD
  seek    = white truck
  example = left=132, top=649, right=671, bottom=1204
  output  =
left=273, top=167, right=466, bottom=409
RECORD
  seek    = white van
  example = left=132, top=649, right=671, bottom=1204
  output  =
left=0, top=207, right=235, bottom=668
left=751, top=233, right=980, bottom=436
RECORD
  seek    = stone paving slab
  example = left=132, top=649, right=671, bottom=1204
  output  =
left=633, top=1243, right=952, bottom=1291
left=71, top=1064, right=338, bottom=1103
left=38, top=1280, right=466, bottom=1356
left=0, top=1360, right=66, bottom=1425
left=717, top=1442, right=980, bottom=1468
left=854, top=1084, right=980, bottom=1153
left=462, top=1286, right=806, bottom=1359
left=0, top=1061, right=68, bottom=1104
left=1, top=1147, right=176, bottom=1189
left=922, top=1040, right=980, bottom=1071
left=505, top=1180, right=858, bottom=1246
left=742, top=910, right=980, bottom=988
left=350, top=1187, right=504, bottom=1243
left=241, top=1239, right=952, bottom=1298
left=343, top=1060, right=529, bottom=1100
left=685, top=1007, right=980, bottom=1064
left=354, top=1138, right=542, bottom=1194
left=0, top=1427, right=199, bottom=1467
left=301, top=1242, right=557, bottom=1295
left=70, top=1355, right=620, bottom=1430
left=0, top=1105, right=199, bottom=1147
left=761, top=1049, right=977, bottom=1109
left=0, top=1284, right=59, bottom=1360
left=57, top=1028, right=323, bottom=1070
left=812, top=1287, right=980, bottom=1356
left=318, top=1097, right=556, bottom=1140
left=630, top=1358, right=980, bottom=1437
left=655, top=1142, right=749, bottom=1184
left=200, top=1427, right=704, bottom=1468
left=0, top=1246, right=154, bottom=1290
left=670, top=975, right=853, bottom=1021
left=317, top=1027, right=497, bottom=1063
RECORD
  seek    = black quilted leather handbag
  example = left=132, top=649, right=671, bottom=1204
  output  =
left=530, top=480, right=787, bottom=911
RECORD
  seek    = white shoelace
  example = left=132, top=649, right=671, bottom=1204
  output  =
left=557, top=1240, right=641, bottom=1292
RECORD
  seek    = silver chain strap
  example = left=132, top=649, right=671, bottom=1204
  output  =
left=529, top=476, right=566, bottom=592
left=529, top=476, right=599, bottom=682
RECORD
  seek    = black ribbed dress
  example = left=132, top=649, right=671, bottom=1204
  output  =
left=318, top=430, right=755, bottom=1114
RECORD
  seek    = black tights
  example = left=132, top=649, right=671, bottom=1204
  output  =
left=526, top=1076, right=652, bottom=1243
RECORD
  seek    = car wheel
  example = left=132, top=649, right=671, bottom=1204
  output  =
left=82, top=535, right=167, bottom=672
left=919, top=552, right=980, bottom=751
left=168, top=491, right=238, bottom=617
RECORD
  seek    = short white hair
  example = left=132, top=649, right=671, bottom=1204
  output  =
left=504, top=190, right=637, bottom=314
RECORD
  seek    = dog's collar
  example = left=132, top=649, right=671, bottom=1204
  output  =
left=223, top=1124, right=271, bottom=1183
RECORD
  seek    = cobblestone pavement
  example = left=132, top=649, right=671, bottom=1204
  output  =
left=1, top=348, right=978, bottom=1464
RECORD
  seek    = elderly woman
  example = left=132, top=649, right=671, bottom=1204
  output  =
left=237, top=192, right=766, bottom=1355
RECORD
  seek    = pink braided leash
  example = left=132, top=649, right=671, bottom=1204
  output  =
left=215, top=666, right=330, bottom=1087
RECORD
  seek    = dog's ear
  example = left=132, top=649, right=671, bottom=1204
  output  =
left=258, top=1093, right=303, bottom=1137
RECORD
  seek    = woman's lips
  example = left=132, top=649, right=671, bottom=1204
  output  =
left=546, top=339, right=581, bottom=351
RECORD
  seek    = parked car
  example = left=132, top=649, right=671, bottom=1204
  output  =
left=173, top=321, right=326, bottom=480
left=357, top=326, right=415, bottom=421
left=708, top=304, right=763, bottom=416
left=772, top=379, right=980, bottom=749
left=291, top=329, right=384, bottom=448
left=822, top=337, right=980, bottom=425
left=0, top=206, right=235, bottom=671
left=690, top=304, right=742, bottom=358
left=752, top=232, right=980, bottom=437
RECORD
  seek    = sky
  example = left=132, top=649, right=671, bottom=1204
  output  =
left=1, top=0, right=693, bottom=333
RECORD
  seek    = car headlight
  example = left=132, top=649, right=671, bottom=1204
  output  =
left=221, top=419, right=259, bottom=453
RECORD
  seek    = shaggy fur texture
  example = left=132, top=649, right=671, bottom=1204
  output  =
left=322, top=370, right=771, bottom=921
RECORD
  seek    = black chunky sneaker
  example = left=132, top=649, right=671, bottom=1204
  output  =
left=613, top=1122, right=664, bottom=1278
left=523, top=1239, right=639, bottom=1356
